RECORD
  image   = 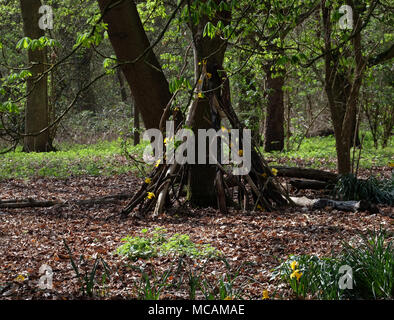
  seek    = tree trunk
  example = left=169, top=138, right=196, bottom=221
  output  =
left=75, top=47, right=96, bottom=113
left=116, top=67, right=140, bottom=145
left=186, top=3, right=230, bottom=207
left=322, top=1, right=364, bottom=175
left=20, top=0, right=52, bottom=152
left=133, top=104, right=140, bottom=145
left=263, top=65, right=285, bottom=152
left=97, top=0, right=171, bottom=130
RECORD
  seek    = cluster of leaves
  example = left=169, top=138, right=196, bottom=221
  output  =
left=272, top=229, right=394, bottom=300
left=116, top=227, right=222, bottom=261
left=333, top=173, right=394, bottom=205
left=16, top=36, right=59, bottom=51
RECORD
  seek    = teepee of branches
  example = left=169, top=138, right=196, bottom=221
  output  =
left=121, top=63, right=291, bottom=218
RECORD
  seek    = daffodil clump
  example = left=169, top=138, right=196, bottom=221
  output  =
left=290, top=261, right=302, bottom=281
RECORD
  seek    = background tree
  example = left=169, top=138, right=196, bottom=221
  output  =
left=97, top=0, right=172, bottom=130
left=20, top=0, right=52, bottom=152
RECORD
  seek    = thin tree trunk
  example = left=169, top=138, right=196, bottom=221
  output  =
left=133, top=105, right=140, bottom=145
left=75, top=47, right=96, bottom=112
left=116, top=67, right=140, bottom=145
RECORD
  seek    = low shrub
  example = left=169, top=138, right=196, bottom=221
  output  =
left=272, top=228, right=394, bottom=299
left=333, top=173, right=394, bottom=205
left=116, top=227, right=222, bottom=261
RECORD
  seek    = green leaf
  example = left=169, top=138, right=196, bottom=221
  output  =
left=16, top=37, right=31, bottom=50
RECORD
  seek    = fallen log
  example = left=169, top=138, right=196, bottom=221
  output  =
left=272, top=166, right=338, bottom=182
left=0, top=193, right=132, bottom=209
left=290, top=196, right=379, bottom=213
left=289, top=178, right=330, bottom=190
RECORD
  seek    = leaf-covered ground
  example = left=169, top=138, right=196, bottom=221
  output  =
left=0, top=170, right=393, bottom=300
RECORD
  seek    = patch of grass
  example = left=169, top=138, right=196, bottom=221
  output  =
left=267, top=132, right=393, bottom=170
left=0, top=139, right=148, bottom=180
left=0, top=131, right=391, bottom=180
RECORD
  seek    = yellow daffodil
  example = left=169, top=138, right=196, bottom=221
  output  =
left=155, top=159, right=161, bottom=167
left=290, top=260, right=298, bottom=271
left=173, top=107, right=180, bottom=112
left=271, top=168, right=278, bottom=176
left=146, top=192, right=155, bottom=200
left=221, top=126, right=228, bottom=133
left=238, top=150, right=243, bottom=156
left=14, top=274, right=26, bottom=282
left=206, top=72, right=212, bottom=79
left=262, top=290, right=269, bottom=300
left=198, top=79, right=203, bottom=84
left=290, top=270, right=302, bottom=281
left=145, top=178, right=151, bottom=184
left=197, top=92, right=204, bottom=99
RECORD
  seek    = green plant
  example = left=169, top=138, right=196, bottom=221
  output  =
left=199, top=259, right=249, bottom=300
left=116, top=228, right=222, bottom=261
left=129, top=265, right=172, bottom=300
left=333, top=173, right=394, bottom=205
left=340, top=228, right=394, bottom=299
left=272, top=229, right=394, bottom=300
left=63, top=240, right=111, bottom=297
left=272, top=254, right=343, bottom=299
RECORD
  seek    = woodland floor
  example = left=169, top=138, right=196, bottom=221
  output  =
left=0, top=166, right=393, bottom=300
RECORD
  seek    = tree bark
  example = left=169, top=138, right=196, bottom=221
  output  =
left=322, top=0, right=365, bottom=175
left=264, top=65, right=285, bottom=152
left=97, top=0, right=171, bottom=130
left=20, top=0, right=52, bottom=152
left=186, top=2, right=231, bottom=207
left=116, top=67, right=140, bottom=145
left=75, top=47, right=96, bottom=112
